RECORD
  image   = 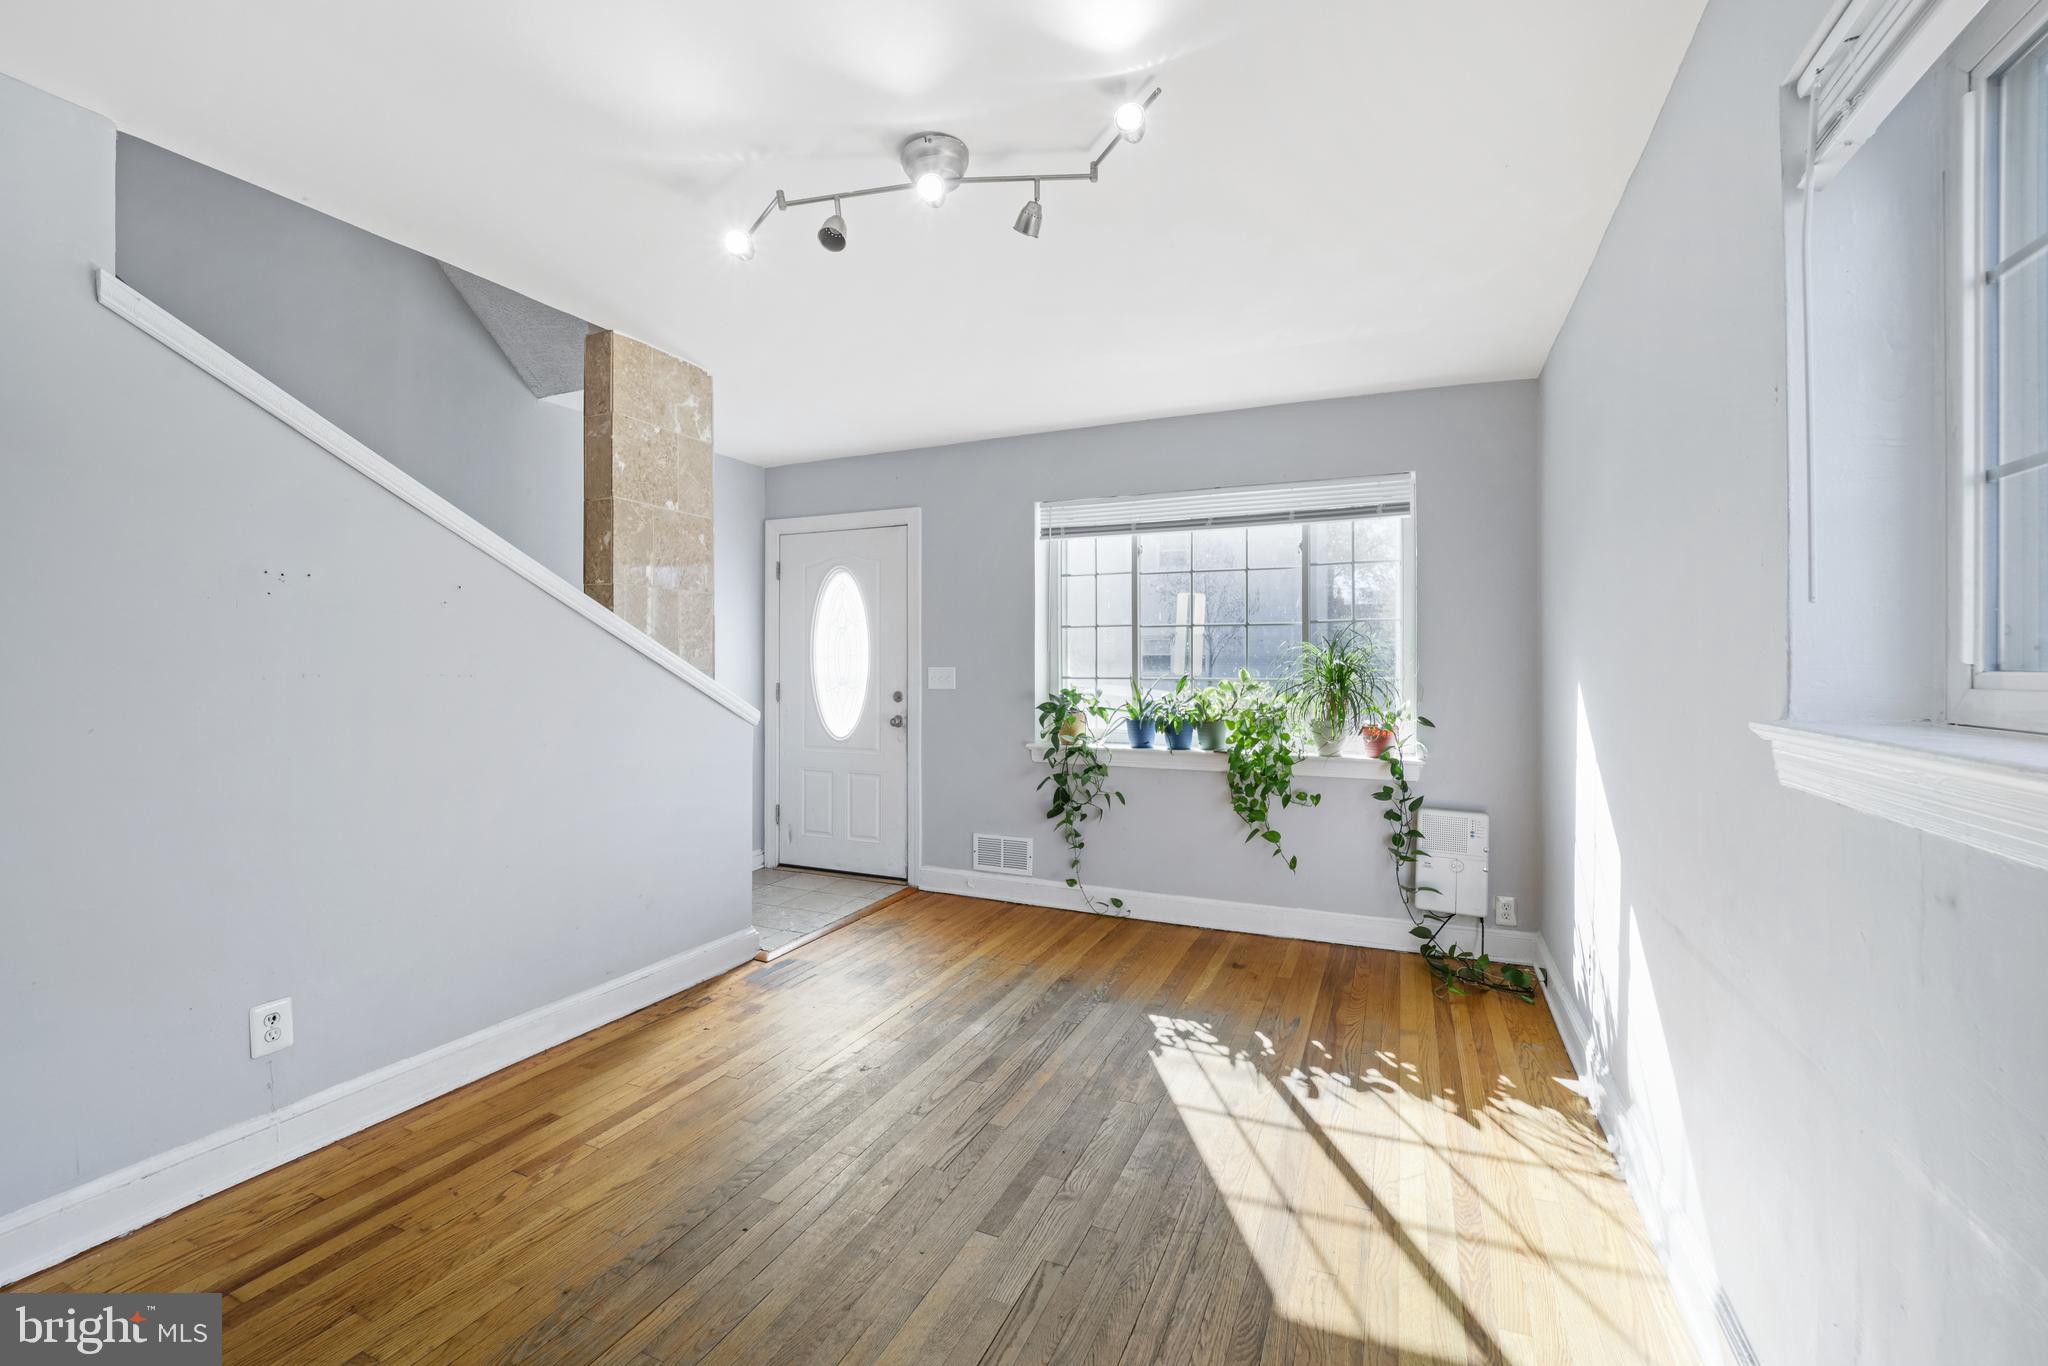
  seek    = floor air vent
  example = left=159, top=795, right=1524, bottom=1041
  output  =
left=972, top=834, right=1033, bottom=876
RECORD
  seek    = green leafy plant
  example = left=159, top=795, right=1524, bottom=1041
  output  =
left=1219, top=672, right=1319, bottom=870
left=1286, top=629, right=1396, bottom=755
left=1371, top=713, right=1533, bottom=1002
left=1189, top=685, right=1230, bottom=725
left=1152, top=675, right=1196, bottom=733
left=1036, top=687, right=1126, bottom=914
left=1121, top=678, right=1165, bottom=727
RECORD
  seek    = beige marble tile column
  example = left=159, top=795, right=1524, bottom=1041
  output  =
left=583, top=331, right=715, bottom=671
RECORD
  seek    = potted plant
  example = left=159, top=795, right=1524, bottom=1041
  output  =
left=1155, top=675, right=1197, bottom=750
left=1190, top=683, right=1231, bottom=751
left=1286, top=629, right=1391, bottom=757
left=1121, top=678, right=1162, bottom=748
left=1358, top=691, right=1401, bottom=759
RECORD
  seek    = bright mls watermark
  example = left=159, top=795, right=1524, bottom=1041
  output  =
left=3, top=1295, right=219, bottom=1363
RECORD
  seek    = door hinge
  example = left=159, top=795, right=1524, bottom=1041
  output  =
left=775, top=803, right=781, bottom=823
left=775, top=560, right=781, bottom=580
left=775, top=681, right=781, bottom=701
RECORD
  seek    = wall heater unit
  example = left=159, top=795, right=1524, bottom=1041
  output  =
left=1415, top=809, right=1488, bottom=921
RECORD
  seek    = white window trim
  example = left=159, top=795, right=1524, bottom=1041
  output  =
left=1035, top=510, right=1421, bottom=716
left=1949, top=0, right=2048, bottom=732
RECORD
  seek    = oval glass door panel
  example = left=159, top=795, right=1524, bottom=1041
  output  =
left=811, top=567, right=871, bottom=740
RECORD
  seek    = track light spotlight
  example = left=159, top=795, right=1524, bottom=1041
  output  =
left=1114, top=101, right=1146, bottom=143
left=722, top=229, right=754, bottom=261
left=818, top=201, right=847, bottom=252
left=1013, top=182, right=1042, bottom=238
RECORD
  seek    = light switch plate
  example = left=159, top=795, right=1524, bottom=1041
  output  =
left=927, top=666, right=957, bottom=690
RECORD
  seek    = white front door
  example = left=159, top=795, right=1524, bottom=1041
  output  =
left=776, top=525, right=909, bottom=877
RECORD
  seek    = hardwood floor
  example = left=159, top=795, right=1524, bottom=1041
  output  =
left=12, top=893, right=1696, bottom=1365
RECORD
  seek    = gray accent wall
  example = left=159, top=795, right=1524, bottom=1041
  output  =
left=114, top=135, right=585, bottom=582
left=764, top=383, right=1541, bottom=928
left=1537, top=0, right=2048, bottom=1361
left=0, top=73, right=752, bottom=1219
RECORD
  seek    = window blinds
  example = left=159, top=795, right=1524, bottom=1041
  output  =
left=1037, top=473, right=1414, bottom=539
left=1795, top=0, right=1991, bottom=183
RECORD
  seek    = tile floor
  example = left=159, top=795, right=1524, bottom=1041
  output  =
left=751, top=866, right=906, bottom=954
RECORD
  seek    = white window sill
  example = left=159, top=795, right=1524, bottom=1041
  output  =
left=1752, top=719, right=2048, bottom=872
left=1025, top=741, right=1419, bottom=782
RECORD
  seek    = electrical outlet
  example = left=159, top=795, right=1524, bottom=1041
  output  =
left=1493, top=895, right=1517, bottom=927
left=249, top=997, right=293, bottom=1058
left=927, top=666, right=957, bottom=690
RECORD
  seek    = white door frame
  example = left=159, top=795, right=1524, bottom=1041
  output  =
left=763, top=507, right=923, bottom=880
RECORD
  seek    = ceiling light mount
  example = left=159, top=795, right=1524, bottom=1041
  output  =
left=722, top=87, right=1161, bottom=260
left=900, top=132, right=969, bottom=202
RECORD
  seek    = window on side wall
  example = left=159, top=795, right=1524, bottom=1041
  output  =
left=1038, top=474, right=1418, bottom=722
left=1958, top=5, right=2048, bottom=731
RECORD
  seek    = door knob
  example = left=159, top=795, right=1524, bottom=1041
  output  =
left=889, top=714, right=905, bottom=728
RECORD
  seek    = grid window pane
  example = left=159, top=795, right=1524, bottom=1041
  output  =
left=1139, top=531, right=1191, bottom=571
left=1095, top=534, right=1133, bottom=574
left=1195, top=624, right=1245, bottom=678
left=1096, top=625, right=1133, bottom=679
left=1193, top=571, right=1246, bottom=623
left=1308, top=520, right=1352, bottom=564
left=1062, top=537, right=1095, bottom=576
left=1246, top=524, right=1301, bottom=569
left=1141, top=573, right=1191, bottom=626
left=1999, top=254, right=2048, bottom=468
left=1246, top=625, right=1299, bottom=679
left=1062, top=575, right=1096, bottom=627
left=1310, top=564, right=1354, bottom=621
left=1354, top=560, right=1400, bottom=619
left=1096, top=573, right=1132, bottom=626
left=1247, top=568, right=1300, bottom=624
left=1354, top=516, right=1401, bottom=560
left=1140, top=626, right=1190, bottom=681
left=2001, top=33, right=2048, bottom=253
left=1998, top=465, right=2048, bottom=671
left=1193, top=527, right=1247, bottom=570
left=1062, top=628, right=1096, bottom=679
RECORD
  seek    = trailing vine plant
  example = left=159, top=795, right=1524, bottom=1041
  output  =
left=1372, top=713, right=1535, bottom=1001
left=1218, top=672, right=1320, bottom=870
left=1036, top=687, right=1126, bottom=913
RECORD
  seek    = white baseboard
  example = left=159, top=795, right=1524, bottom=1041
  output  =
left=751, top=849, right=766, bottom=871
left=1532, top=937, right=1741, bottom=1366
left=914, top=865, right=1540, bottom=964
left=0, top=928, right=758, bottom=1287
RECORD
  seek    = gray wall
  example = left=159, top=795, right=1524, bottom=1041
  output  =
left=714, top=454, right=766, bottom=854
left=116, top=134, right=769, bottom=767
left=115, top=136, right=584, bottom=582
left=1538, top=1, right=2048, bottom=1361
left=0, top=74, right=753, bottom=1218
left=765, top=382, right=1541, bottom=928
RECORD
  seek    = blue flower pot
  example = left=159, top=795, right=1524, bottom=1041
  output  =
left=1125, top=719, right=1157, bottom=748
left=1162, top=723, right=1196, bottom=750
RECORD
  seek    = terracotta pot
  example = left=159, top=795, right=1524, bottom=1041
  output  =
left=1361, top=727, right=1396, bottom=759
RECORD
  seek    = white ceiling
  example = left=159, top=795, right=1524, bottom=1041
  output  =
left=0, top=1, right=1705, bottom=464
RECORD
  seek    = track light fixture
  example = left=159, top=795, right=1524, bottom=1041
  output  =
left=818, top=199, right=847, bottom=252
left=721, top=87, right=1161, bottom=260
left=1013, top=180, right=1043, bottom=239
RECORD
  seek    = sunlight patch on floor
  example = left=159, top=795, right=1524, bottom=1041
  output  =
left=1147, top=1010, right=1692, bottom=1364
